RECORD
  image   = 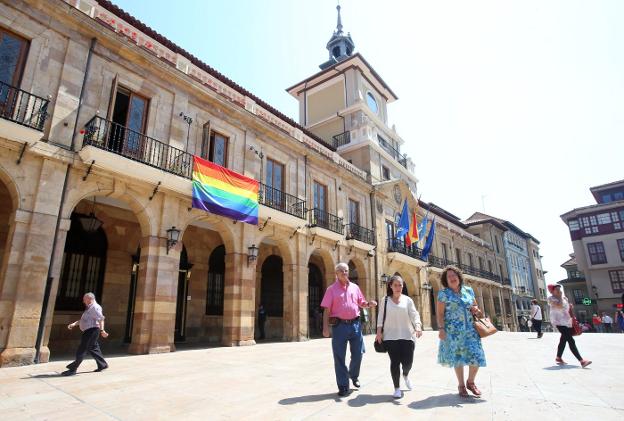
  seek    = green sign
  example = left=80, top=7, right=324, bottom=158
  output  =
left=582, top=298, right=592, bottom=306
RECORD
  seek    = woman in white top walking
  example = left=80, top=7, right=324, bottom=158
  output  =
left=547, top=284, right=591, bottom=367
left=375, top=275, right=423, bottom=399
left=530, top=299, right=543, bottom=338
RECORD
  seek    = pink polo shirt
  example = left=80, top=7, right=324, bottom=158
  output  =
left=320, top=280, right=367, bottom=320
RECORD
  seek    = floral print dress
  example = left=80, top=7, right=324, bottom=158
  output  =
left=437, top=286, right=486, bottom=367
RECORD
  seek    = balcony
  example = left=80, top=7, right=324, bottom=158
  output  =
left=309, top=208, right=344, bottom=241
left=332, top=131, right=351, bottom=148
left=0, top=80, right=49, bottom=144
left=377, top=135, right=408, bottom=169
left=387, top=239, right=428, bottom=267
left=345, top=223, right=375, bottom=250
left=427, top=256, right=502, bottom=283
left=258, top=183, right=306, bottom=228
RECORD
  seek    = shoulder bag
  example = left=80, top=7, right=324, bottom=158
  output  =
left=568, top=302, right=582, bottom=336
left=374, top=296, right=388, bottom=353
left=472, top=308, right=497, bottom=338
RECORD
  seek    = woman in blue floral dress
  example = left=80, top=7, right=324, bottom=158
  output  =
left=436, top=266, right=486, bottom=398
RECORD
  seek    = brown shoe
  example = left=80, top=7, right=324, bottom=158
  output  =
left=458, top=385, right=469, bottom=398
left=466, top=381, right=482, bottom=396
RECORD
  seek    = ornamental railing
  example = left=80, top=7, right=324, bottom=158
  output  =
left=0, top=80, right=49, bottom=131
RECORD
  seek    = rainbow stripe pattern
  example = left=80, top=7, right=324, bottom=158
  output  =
left=191, top=156, right=259, bottom=225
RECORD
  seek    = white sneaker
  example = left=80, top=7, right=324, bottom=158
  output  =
left=403, top=375, right=413, bottom=390
left=393, top=388, right=402, bottom=399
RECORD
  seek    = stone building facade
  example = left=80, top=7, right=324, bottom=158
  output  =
left=0, top=0, right=517, bottom=367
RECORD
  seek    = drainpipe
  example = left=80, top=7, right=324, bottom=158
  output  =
left=34, top=37, right=96, bottom=363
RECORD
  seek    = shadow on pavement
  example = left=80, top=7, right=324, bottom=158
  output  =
left=22, top=373, right=63, bottom=379
left=347, top=393, right=399, bottom=407
left=279, top=392, right=341, bottom=405
left=408, top=393, right=485, bottom=409
left=542, top=365, right=580, bottom=370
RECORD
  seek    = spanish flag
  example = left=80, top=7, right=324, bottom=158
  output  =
left=191, top=156, right=259, bottom=225
left=405, top=211, right=419, bottom=246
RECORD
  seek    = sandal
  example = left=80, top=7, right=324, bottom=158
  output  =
left=458, top=385, right=469, bottom=398
left=466, top=381, right=482, bottom=396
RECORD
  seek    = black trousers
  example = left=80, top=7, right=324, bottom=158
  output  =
left=67, top=327, right=107, bottom=371
left=384, top=339, right=415, bottom=388
left=556, top=325, right=582, bottom=361
left=532, top=319, right=542, bottom=334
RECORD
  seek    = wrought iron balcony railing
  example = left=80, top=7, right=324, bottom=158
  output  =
left=387, top=238, right=423, bottom=259
left=345, top=223, right=375, bottom=245
left=426, top=256, right=502, bottom=283
left=0, top=80, right=49, bottom=131
left=310, top=208, right=344, bottom=235
left=83, top=115, right=193, bottom=179
left=377, top=135, right=409, bottom=169
left=258, top=183, right=306, bottom=219
left=332, top=131, right=351, bottom=148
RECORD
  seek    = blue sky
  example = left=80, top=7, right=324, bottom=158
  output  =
left=111, top=0, right=624, bottom=281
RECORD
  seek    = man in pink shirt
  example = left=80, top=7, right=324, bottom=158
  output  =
left=321, top=262, right=377, bottom=396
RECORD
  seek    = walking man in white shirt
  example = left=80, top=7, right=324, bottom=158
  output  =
left=530, top=299, right=543, bottom=339
left=62, top=292, right=108, bottom=376
left=602, top=312, right=613, bottom=333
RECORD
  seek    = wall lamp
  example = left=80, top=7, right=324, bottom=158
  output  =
left=248, top=244, right=259, bottom=265
left=379, top=273, right=389, bottom=288
left=166, top=226, right=181, bottom=254
left=421, top=281, right=433, bottom=291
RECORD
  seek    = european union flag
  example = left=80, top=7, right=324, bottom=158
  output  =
left=396, top=199, right=410, bottom=238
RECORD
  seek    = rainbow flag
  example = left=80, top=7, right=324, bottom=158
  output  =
left=191, top=156, right=259, bottom=225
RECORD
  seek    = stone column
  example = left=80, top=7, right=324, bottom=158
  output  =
left=283, top=264, right=308, bottom=341
left=128, top=235, right=179, bottom=354
left=0, top=159, right=67, bottom=366
left=419, top=267, right=432, bottom=330
left=222, top=252, right=256, bottom=346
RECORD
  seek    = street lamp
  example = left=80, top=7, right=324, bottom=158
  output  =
left=166, top=226, right=181, bottom=254
left=247, top=244, right=259, bottom=265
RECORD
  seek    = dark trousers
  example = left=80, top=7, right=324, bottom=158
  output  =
left=603, top=323, right=612, bottom=333
left=556, top=325, right=582, bottom=361
left=331, top=321, right=364, bottom=390
left=384, top=339, right=415, bottom=388
left=259, top=320, right=266, bottom=339
left=532, top=319, right=542, bottom=335
left=66, top=327, right=107, bottom=371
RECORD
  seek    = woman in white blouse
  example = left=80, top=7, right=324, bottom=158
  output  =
left=375, top=275, right=423, bottom=399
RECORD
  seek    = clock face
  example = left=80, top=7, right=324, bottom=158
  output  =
left=393, top=185, right=401, bottom=204
left=366, top=92, right=378, bottom=114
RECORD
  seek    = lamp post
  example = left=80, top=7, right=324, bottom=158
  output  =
left=180, top=112, right=193, bottom=152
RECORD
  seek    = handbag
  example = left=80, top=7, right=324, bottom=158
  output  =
left=374, top=297, right=388, bottom=353
left=568, top=303, right=582, bottom=336
left=473, top=313, right=498, bottom=338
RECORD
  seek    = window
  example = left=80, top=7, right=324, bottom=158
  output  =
left=568, top=220, right=580, bottom=231
left=0, top=28, right=29, bottom=88
left=441, top=243, right=448, bottom=261
left=201, top=125, right=228, bottom=167
left=455, top=248, right=462, bottom=265
left=615, top=192, right=624, bottom=201
left=56, top=214, right=107, bottom=311
left=478, top=257, right=484, bottom=270
left=468, top=253, right=474, bottom=267
left=597, top=213, right=612, bottom=225
left=110, top=87, right=149, bottom=156
left=366, top=91, right=378, bottom=114
left=609, top=270, right=624, bottom=293
left=495, top=236, right=500, bottom=253
left=499, top=263, right=504, bottom=277
left=206, top=245, right=225, bottom=315
left=488, top=260, right=493, bottom=273
left=313, top=181, right=327, bottom=212
left=349, top=199, right=360, bottom=225
left=587, top=242, right=607, bottom=264
left=572, top=289, right=584, bottom=304
left=382, top=165, right=390, bottom=181
left=618, top=239, right=624, bottom=261
left=265, top=158, right=285, bottom=209
left=385, top=220, right=395, bottom=247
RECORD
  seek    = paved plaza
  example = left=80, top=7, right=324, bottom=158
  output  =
left=0, top=331, right=622, bottom=420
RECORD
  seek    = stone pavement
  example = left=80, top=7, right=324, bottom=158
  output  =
left=0, top=331, right=622, bottom=420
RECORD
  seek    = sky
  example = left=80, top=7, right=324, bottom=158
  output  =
left=110, top=0, right=624, bottom=281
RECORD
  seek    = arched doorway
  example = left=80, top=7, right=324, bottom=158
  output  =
left=175, top=246, right=192, bottom=342
left=260, top=255, right=283, bottom=339
left=0, top=178, right=14, bottom=275
left=308, top=263, right=323, bottom=338
left=206, top=245, right=225, bottom=316
left=348, top=261, right=359, bottom=285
